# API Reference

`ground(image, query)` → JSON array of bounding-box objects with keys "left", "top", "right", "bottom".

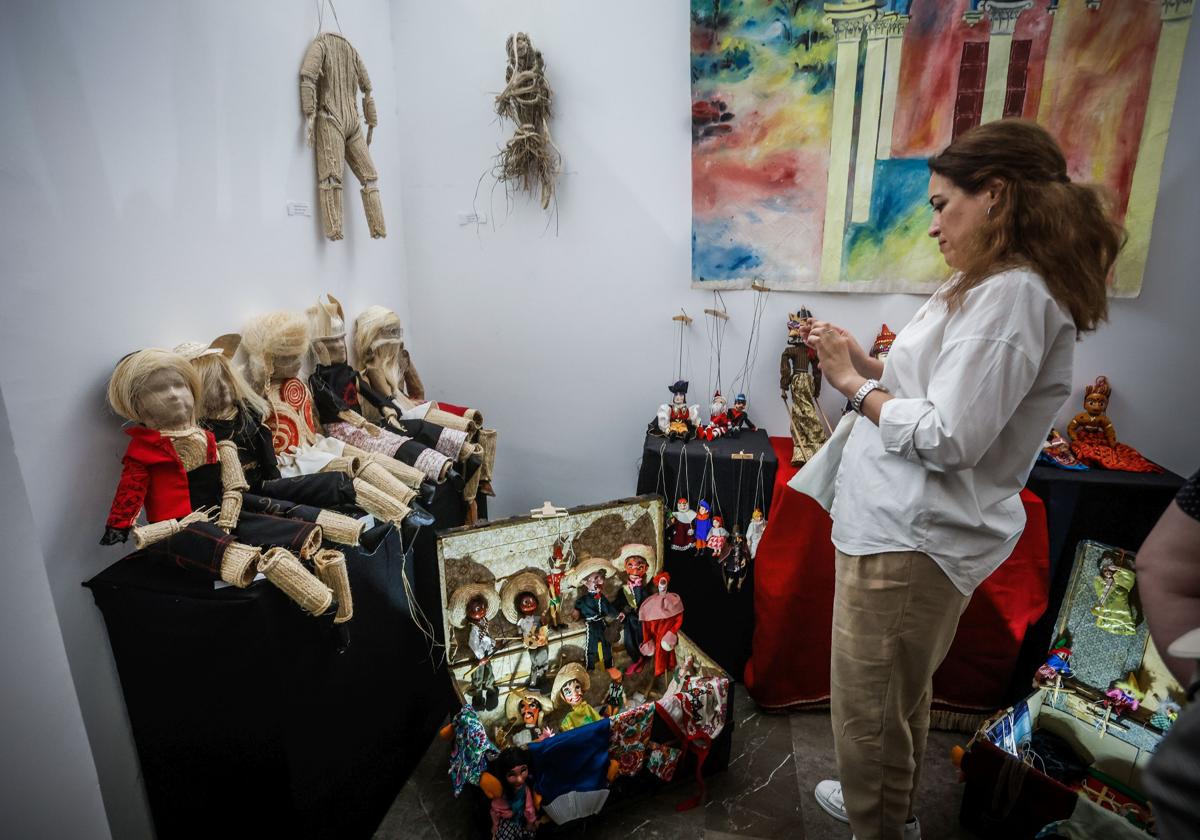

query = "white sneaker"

[
  {"left": 814, "top": 779, "right": 849, "bottom": 823},
  {"left": 849, "top": 817, "right": 923, "bottom": 840}
]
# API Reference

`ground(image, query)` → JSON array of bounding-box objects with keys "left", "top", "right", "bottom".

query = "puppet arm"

[
  {"left": 133, "top": 507, "right": 217, "bottom": 549},
  {"left": 355, "top": 49, "right": 377, "bottom": 146},
  {"left": 299, "top": 37, "right": 325, "bottom": 145},
  {"left": 400, "top": 349, "right": 426, "bottom": 402},
  {"left": 217, "top": 441, "right": 249, "bottom": 531},
  {"left": 102, "top": 456, "right": 151, "bottom": 543}
]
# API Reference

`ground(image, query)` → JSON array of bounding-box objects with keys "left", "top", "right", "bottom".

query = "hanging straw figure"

[{"left": 493, "top": 33, "right": 561, "bottom": 211}]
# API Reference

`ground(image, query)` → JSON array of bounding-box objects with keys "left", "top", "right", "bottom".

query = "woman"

[{"left": 805, "top": 119, "right": 1122, "bottom": 840}]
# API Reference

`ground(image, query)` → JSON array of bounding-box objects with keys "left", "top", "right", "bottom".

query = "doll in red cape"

[
  {"left": 1067, "top": 376, "right": 1161, "bottom": 473},
  {"left": 639, "top": 571, "right": 685, "bottom": 682}
]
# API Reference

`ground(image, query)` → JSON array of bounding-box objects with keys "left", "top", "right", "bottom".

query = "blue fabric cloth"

[{"left": 528, "top": 717, "right": 612, "bottom": 801}]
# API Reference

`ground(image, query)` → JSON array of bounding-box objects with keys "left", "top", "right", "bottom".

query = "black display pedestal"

[
  {"left": 635, "top": 430, "right": 778, "bottom": 681},
  {"left": 1006, "top": 464, "right": 1185, "bottom": 701},
  {"left": 84, "top": 483, "right": 480, "bottom": 839}
]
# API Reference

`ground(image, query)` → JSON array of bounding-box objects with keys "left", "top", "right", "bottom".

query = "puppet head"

[
  {"left": 307, "top": 293, "right": 348, "bottom": 366},
  {"left": 733, "top": 393, "right": 748, "bottom": 412},
  {"left": 710, "top": 391, "right": 727, "bottom": 417},
  {"left": 505, "top": 688, "right": 550, "bottom": 728},
  {"left": 449, "top": 582, "right": 500, "bottom": 628},
  {"left": 550, "top": 543, "right": 567, "bottom": 571},
  {"left": 241, "top": 311, "right": 310, "bottom": 393},
  {"left": 676, "top": 498, "right": 691, "bottom": 513},
  {"left": 697, "top": 499, "right": 711, "bottom": 518},
  {"left": 175, "top": 335, "right": 270, "bottom": 421},
  {"left": 467, "top": 595, "right": 490, "bottom": 623},
  {"left": 751, "top": 507, "right": 764, "bottom": 523},
  {"left": 567, "top": 557, "right": 611, "bottom": 593},
  {"left": 488, "top": 747, "right": 533, "bottom": 796},
  {"left": 653, "top": 571, "right": 671, "bottom": 594},
  {"left": 108, "top": 349, "right": 203, "bottom": 431},
  {"left": 613, "top": 544, "right": 657, "bottom": 586},
  {"left": 516, "top": 591, "right": 540, "bottom": 617},
  {"left": 353, "top": 305, "right": 404, "bottom": 372},
  {"left": 669, "top": 379, "right": 689, "bottom": 406},
  {"left": 624, "top": 556, "right": 648, "bottom": 583},
  {"left": 1083, "top": 376, "right": 1111, "bottom": 415},
  {"left": 787, "top": 308, "right": 813, "bottom": 344},
  {"left": 583, "top": 571, "right": 605, "bottom": 594},
  {"left": 552, "top": 662, "right": 590, "bottom": 710},
  {"left": 712, "top": 515, "right": 725, "bottom": 532},
  {"left": 500, "top": 571, "right": 549, "bottom": 625},
  {"left": 870, "top": 324, "right": 896, "bottom": 359}
]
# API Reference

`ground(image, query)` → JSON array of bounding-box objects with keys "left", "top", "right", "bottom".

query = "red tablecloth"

[{"left": 743, "top": 437, "right": 1050, "bottom": 725}]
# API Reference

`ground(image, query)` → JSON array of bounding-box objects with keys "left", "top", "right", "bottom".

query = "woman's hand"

[{"left": 808, "top": 323, "right": 861, "bottom": 397}]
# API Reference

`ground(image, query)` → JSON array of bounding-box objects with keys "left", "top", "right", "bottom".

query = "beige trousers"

[{"left": 830, "top": 550, "right": 970, "bottom": 840}]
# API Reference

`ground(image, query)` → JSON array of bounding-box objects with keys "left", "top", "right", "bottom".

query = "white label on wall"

[{"left": 287, "top": 201, "right": 312, "bottom": 217}]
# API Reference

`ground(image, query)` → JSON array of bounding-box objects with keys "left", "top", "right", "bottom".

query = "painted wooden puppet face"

[
  {"left": 467, "top": 595, "right": 489, "bottom": 623},
  {"left": 518, "top": 697, "right": 543, "bottom": 727},
  {"left": 560, "top": 678, "right": 584, "bottom": 706},
  {"left": 583, "top": 570, "right": 606, "bottom": 594},
  {"left": 624, "top": 556, "right": 648, "bottom": 582},
  {"left": 516, "top": 592, "right": 540, "bottom": 617}
]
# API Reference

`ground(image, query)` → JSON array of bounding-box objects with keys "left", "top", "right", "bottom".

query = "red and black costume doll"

[
  {"left": 725, "top": 393, "right": 757, "bottom": 436},
  {"left": 639, "top": 572, "right": 685, "bottom": 678}
]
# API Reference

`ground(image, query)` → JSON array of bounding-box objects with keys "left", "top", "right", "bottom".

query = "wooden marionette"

[
  {"left": 600, "top": 670, "right": 626, "bottom": 718},
  {"left": 552, "top": 662, "right": 601, "bottom": 731},
  {"left": 668, "top": 498, "right": 697, "bottom": 552},
  {"left": 745, "top": 507, "right": 766, "bottom": 559},
  {"left": 722, "top": 531, "right": 749, "bottom": 593},
  {"left": 451, "top": 583, "right": 501, "bottom": 711},
  {"left": 698, "top": 391, "right": 730, "bottom": 441},
  {"left": 725, "top": 393, "right": 757, "bottom": 437},
  {"left": 1067, "top": 376, "right": 1162, "bottom": 473},
  {"left": 651, "top": 380, "right": 700, "bottom": 441},
  {"left": 99, "top": 349, "right": 351, "bottom": 630},
  {"left": 780, "top": 308, "right": 828, "bottom": 467},
  {"left": 706, "top": 515, "right": 729, "bottom": 557},
  {"left": 352, "top": 305, "right": 498, "bottom": 497},
  {"left": 692, "top": 499, "right": 713, "bottom": 551},
  {"left": 176, "top": 335, "right": 368, "bottom": 550},
  {"left": 611, "top": 544, "right": 658, "bottom": 676},
  {"left": 1034, "top": 634, "right": 1074, "bottom": 692},
  {"left": 502, "top": 688, "right": 554, "bottom": 748},
  {"left": 1095, "top": 673, "right": 1144, "bottom": 737},
  {"left": 639, "top": 572, "right": 685, "bottom": 681},
  {"left": 240, "top": 310, "right": 435, "bottom": 531},
  {"left": 300, "top": 31, "right": 386, "bottom": 240},
  {"left": 544, "top": 539, "right": 573, "bottom": 629},
  {"left": 568, "top": 558, "right": 624, "bottom": 673},
  {"left": 500, "top": 572, "right": 551, "bottom": 691}
]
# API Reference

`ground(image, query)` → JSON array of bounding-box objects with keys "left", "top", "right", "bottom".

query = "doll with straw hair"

[{"left": 101, "top": 349, "right": 347, "bottom": 626}]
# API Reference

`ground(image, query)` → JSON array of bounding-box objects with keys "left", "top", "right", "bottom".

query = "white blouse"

[{"left": 830, "top": 268, "right": 1076, "bottom": 595}]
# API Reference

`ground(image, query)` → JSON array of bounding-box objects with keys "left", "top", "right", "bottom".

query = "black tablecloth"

[
  {"left": 636, "top": 430, "right": 778, "bottom": 680},
  {"left": 84, "top": 483, "right": 475, "bottom": 839}
]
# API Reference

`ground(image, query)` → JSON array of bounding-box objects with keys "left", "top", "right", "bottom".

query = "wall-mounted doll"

[
  {"left": 611, "top": 544, "right": 658, "bottom": 676},
  {"left": 176, "top": 336, "right": 367, "bottom": 550},
  {"left": 503, "top": 688, "right": 554, "bottom": 748},
  {"left": 722, "top": 531, "right": 748, "bottom": 593},
  {"left": 568, "top": 558, "right": 623, "bottom": 673},
  {"left": 100, "top": 350, "right": 342, "bottom": 624},
  {"left": 240, "top": 311, "right": 433, "bottom": 530},
  {"left": 745, "top": 507, "right": 766, "bottom": 559},
  {"left": 450, "top": 583, "right": 501, "bottom": 710},
  {"left": 501, "top": 572, "right": 551, "bottom": 690},
  {"left": 1091, "top": 557, "right": 1140, "bottom": 636},
  {"left": 725, "top": 393, "right": 757, "bottom": 437},
  {"left": 482, "top": 747, "right": 542, "bottom": 840},
  {"left": 639, "top": 572, "right": 685, "bottom": 681},
  {"left": 668, "top": 498, "right": 696, "bottom": 552},
  {"left": 780, "top": 309, "right": 827, "bottom": 467},
  {"left": 706, "top": 515, "right": 729, "bottom": 557},
  {"left": 699, "top": 391, "right": 730, "bottom": 441},
  {"left": 1038, "top": 428, "right": 1087, "bottom": 471},
  {"left": 1067, "top": 377, "right": 1161, "bottom": 473},
  {"left": 692, "top": 499, "right": 713, "bottom": 550},
  {"left": 552, "top": 662, "right": 601, "bottom": 731},
  {"left": 353, "top": 305, "right": 498, "bottom": 496},
  {"left": 650, "top": 380, "right": 699, "bottom": 441},
  {"left": 545, "top": 542, "right": 569, "bottom": 629}
]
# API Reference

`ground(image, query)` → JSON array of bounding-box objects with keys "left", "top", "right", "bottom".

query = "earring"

[{"left": 987, "top": 205, "right": 993, "bottom": 218}]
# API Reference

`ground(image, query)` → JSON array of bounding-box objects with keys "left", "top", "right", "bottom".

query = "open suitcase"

[
  {"left": 434, "top": 495, "right": 734, "bottom": 834},
  {"left": 959, "top": 540, "right": 1186, "bottom": 838}
]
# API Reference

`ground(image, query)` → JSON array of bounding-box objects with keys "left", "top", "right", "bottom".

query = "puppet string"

[
  {"left": 753, "top": 454, "right": 766, "bottom": 514},
  {"left": 656, "top": 441, "right": 670, "bottom": 507}
]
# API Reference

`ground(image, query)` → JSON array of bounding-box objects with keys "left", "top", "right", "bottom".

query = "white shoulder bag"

[{"left": 786, "top": 412, "right": 856, "bottom": 512}]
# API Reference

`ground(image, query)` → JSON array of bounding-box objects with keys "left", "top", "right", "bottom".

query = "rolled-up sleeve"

[{"left": 879, "top": 337, "right": 1038, "bottom": 472}]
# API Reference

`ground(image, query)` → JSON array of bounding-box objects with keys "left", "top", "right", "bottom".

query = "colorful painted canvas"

[{"left": 691, "top": 0, "right": 1193, "bottom": 296}]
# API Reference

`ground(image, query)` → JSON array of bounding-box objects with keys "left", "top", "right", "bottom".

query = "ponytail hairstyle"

[{"left": 927, "top": 119, "right": 1124, "bottom": 334}]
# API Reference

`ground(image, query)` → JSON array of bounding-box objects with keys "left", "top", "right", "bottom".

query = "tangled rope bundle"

[{"left": 493, "top": 32, "right": 561, "bottom": 211}]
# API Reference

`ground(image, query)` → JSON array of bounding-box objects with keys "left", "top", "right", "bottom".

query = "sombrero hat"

[
  {"left": 173, "top": 334, "right": 241, "bottom": 361},
  {"left": 500, "top": 572, "right": 550, "bottom": 624},
  {"left": 551, "top": 662, "right": 591, "bottom": 709},
  {"left": 611, "top": 543, "right": 659, "bottom": 579},
  {"left": 565, "top": 557, "right": 613, "bottom": 589},
  {"left": 447, "top": 582, "right": 500, "bottom": 628},
  {"left": 504, "top": 686, "right": 552, "bottom": 721}
]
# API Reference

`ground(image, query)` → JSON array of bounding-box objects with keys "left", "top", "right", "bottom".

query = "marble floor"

[{"left": 376, "top": 708, "right": 985, "bottom": 840}]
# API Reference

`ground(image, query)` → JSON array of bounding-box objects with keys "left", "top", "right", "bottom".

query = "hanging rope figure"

[{"left": 492, "top": 33, "right": 561, "bottom": 213}]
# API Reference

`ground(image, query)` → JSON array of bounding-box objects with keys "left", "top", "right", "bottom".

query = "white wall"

[
  {"left": 394, "top": 1, "right": 1200, "bottom": 521},
  {"left": 0, "top": 2, "right": 411, "bottom": 835}
]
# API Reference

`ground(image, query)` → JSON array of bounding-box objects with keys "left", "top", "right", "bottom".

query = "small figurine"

[
  {"left": 503, "top": 688, "right": 553, "bottom": 747},
  {"left": 1034, "top": 635, "right": 1073, "bottom": 693},
  {"left": 1149, "top": 697, "right": 1181, "bottom": 732},
  {"left": 745, "top": 507, "right": 766, "bottom": 559},
  {"left": 725, "top": 393, "right": 757, "bottom": 437},
  {"left": 545, "top": 542, "right": 569, "bottom": 629},
  {"left": 1095, "top": 673, "right": 1144, "bottom": 735},
  {"left": 1067, "top": 377, "right": 1161, "bottom": 473},
  {"left": 722, "top": 531, "right": 749, "bottom": 593},
  {"left": 568, "top": 558, "right": 624, "bottom": 672},
  {"left": 450, "top": 583, "right": 501, "bottom": 711},
  {"left": 870, "top": 324, "right": 896, "bottom": 360},
  {"left": 699, "top": 391, "right": 730, "bottom": 441},
  {"left": 650, "top": 380, "right": 700, "bottom": 441},
  {"left": 483, "top": 747, "right": 541, "bottom": 840},
  {"left": 668, "top": 498, "right": 697, "bottom": 552},
  {"left": 611, "top": 544, "right": 658, "bottom": 675},
  {"left": 553, "top": 662, "right": 602, "bottom": 731},
  {"left": 1038, "top": 427, "right": 1088, "bottom": 471},
  {"left": 780, "top": 308, "right": 827, "bottom": 467},
  {"left": 639, "top": 572, "right": 685, "bottom": 679},
  {"left": 600, "top": 669, "right": 626, "bottom": 717},
  {"left": 692, "top": 499, "right": 713, "bottom": 550},
  {"left": 706, "top": 515, "right": 729, "bottom": 557},
  {"left": 501, "top": 572, "right": 551, "bottom": 690},
  {"left": 1091, "top": 557, "right": 1139, "bottom": 636}
]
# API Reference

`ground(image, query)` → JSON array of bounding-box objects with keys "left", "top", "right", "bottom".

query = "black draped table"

[{"left": 636, "top": 429, "right": 778, "bottom": 680}]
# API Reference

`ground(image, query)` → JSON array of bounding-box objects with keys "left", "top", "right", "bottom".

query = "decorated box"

[
  {"left": 435, "top": 495, "right": 734, "bottom": 828},
  {"left": 959, "top": 540, "right": 1186, "bottom": 838}
]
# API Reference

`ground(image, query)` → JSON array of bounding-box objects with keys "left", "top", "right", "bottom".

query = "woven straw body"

[
  {"left": 314, "top": 549, "right": 353, "bottom": 624},
  {"left": 351, "top": 478, "right": 408, "bottom": 526},
  {"left": 220, "top": 542, "right": 260, "bottom": 588},
  {"left": 425, "top": 407, "right": 476, "bottom": 435},
  {"left": 315, "top": 509, "right": 364, "bottom": 546},
  {"left": 217, "top": 491, "right": 242, "bottom": 531},
  {"left": 133, "top": 518, "right": 181, "bottom": 549},
  {"left": 477, "top": 428, "right": 498, "bottom": 483},
  {"left": 355, "top": 458, "right": 417, "bottom": 505},
  {"left": 217, "top": 440, "right": 250, "bottom": 491},
  {"left": 340, "top": 443, "right": 423, "bottom": 490},
  {"left": 259, "top": 547, "right": 332, "bottom": 616}
]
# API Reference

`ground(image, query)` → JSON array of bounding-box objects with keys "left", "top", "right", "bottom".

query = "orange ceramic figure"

[{"left": 1067, "top": 377, "right": 1161, "bottom": 473}]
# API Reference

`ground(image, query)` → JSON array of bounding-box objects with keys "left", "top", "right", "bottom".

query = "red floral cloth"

[
  {"left": 744, "top": 436, "right": 1050, "bottom": 717},
  {"left": 1070, "top": 429, "right": 1162, "bottom": 473},
  {"left": 608, "top": 703, "right": 655, "bottom": 776}
]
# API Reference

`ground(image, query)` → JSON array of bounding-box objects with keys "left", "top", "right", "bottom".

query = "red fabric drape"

[{"left": 743, "top": 437, "right": 1049, "bottom": 716}]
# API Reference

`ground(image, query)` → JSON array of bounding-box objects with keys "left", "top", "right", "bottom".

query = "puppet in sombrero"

[
  {"left": 503, "top": 687, "right": 553, "bottom": 748},
  {"left": 501, "top": 571, "right": 551, "bottom": 690},
  {"left": 568, "top": 557, "right": 623, "bottom": 673},
  {"left": 610, "top": 544, "right": 659, "bottom": 676},
  {"left": 450, "top": 582, "right": 501, "bottom": 711},
  {"left": 552, "top": 662, "right": 601, "bottom": 732}
]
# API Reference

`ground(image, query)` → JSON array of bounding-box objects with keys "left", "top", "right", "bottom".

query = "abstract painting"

[{"left": 691, "top": 0, "right": 1193, "bottom": 296}]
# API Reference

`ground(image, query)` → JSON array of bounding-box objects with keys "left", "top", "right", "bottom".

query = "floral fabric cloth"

[
  {"left": 448, "top": 705, "right": 497, "bottom": 796},
  {"left": 646, "top": 742, "right": 682, "bottom": 781},
  {"left": 608, "top": 703, "right": 655, "bottom": 776}
]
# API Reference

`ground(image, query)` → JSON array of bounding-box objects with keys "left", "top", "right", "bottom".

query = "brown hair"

[{"left": 927, "top": 119, "right": 1124, "bottom": 333}]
